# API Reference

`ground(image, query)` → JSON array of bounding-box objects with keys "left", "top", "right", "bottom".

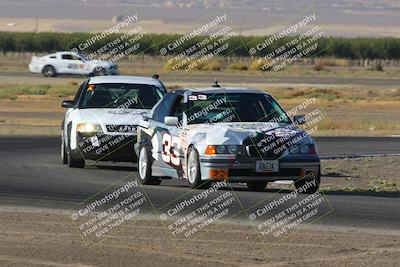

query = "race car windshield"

[
  {"left": 186, "top": 93, "right": 290, "bottom": 124},
  {"left": 79, "top": 83, "right": 163, "bottom": 109}
]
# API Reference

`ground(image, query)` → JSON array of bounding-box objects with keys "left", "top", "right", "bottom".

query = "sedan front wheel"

[{"left": 138, "top": 146, "right": 161, "bottom": 185}]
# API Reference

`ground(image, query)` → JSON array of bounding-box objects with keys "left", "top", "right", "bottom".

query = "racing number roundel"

[{"left": 161, "top": 133, "right": 180, "bottom": 166}]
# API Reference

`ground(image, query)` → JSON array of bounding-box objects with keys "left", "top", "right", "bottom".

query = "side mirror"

[
  {"left": 164, "top": 116, "right": 179, "bottom": 126},
  {"left": 62, "top": 100, "right": 74, "bottom": 108},
  {"left": 293, "top": 115, "right": 306, "bottom": 125}
]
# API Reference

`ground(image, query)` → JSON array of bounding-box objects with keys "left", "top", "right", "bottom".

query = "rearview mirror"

[
  {"left": 293, "top": 115, "right": 306, "bottom": 125},
  {"left": 164, "top": 116, "right": 179, "bottom": 126},
  {"left": 61, "top": 100, "right": 74, "bottom": 108}
]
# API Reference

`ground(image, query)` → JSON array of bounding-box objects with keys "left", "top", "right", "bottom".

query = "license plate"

[
  {"left": 255, "top": 160, "right": 279, "bottom": 173},
  {"left": 89, "top": 136, "right": 100, "bottom": 147}
]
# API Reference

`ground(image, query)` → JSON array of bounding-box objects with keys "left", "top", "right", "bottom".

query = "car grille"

[
  {"left": 106, "top": 124, "right": 137, "bottom": 133},
  {"left": 246, "top": 145, "right": 282, "bottom": 159}
]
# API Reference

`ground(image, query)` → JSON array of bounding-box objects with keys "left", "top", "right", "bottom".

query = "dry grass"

[
  {"left": 315, "top": 57, "right": 350, "bottom": 67},
  {"left": 227, "top": 63, "right": 248, "bottom": 71},
  {"left": 313, "top": 62, "right": 325, "bottom": 71},
  {"left": 286, "top": 88, "right": 343, "bottom": 101},
  {"left": 0, "top": 83, "right": 76, "bottom": 100},
  {"left": 248, "top": 58, "right": 272, "bottom": 71},
  {"left": 164, "top": 58, "right": 223, "bottom": 72}
]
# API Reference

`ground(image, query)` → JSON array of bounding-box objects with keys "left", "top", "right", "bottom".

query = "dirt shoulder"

[
  {"left": 321, "top": 156, "right": 400, "bottom": 194},
  {"left": 0, "top": 208, "right": 399, "bottom": 267}
]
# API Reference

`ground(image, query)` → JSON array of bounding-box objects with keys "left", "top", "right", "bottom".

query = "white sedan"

[
  {"left": 61, "top": 75, "right": 167, "bottom": 168},
  {"left": 29, "top": 51, "right": 118, "bottom": 77}
]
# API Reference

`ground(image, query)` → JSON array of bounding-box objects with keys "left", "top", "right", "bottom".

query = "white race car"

[
  {"left": 61, "top": 75, "right": 167, "bottom": 168},
  {"left": 29, "top": 51, "right": 118, "bottom": 77},
  {"left": 135, "top": 87, "right": 320, "bottom": 192}
]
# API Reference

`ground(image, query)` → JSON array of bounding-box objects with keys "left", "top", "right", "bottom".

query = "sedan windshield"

[
  {"left": 79, "top": 83, "right": 164, "bottom": 109},
  {"left": 186, "top": 93, "right": 290, "bottom": 124}
]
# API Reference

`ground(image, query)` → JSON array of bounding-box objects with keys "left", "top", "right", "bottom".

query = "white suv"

[
  {"left": 29, "top": 51, "right": 118, "bottom": 77},
  {"left": 61, "top": 75, "right": 166, "bottom": 168}
]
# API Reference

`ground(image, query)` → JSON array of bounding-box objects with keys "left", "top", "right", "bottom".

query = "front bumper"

[
  {"left": 107, "top": 65, "right": 119, "bottom": 75},
  {"left": 76, "top": 133, "right": 137, "bottom": 162},
  {"left": 199, "top": 155, "right": 320, "bottom": 182}
]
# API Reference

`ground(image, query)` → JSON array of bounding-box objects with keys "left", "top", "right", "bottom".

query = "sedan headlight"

[
  {"left": 227, "top": 145, "right": 238, "bottom": 154},
  {"left": 216, "top": 146, "right": 226, "bottom": 154},
  {"left": 288, "top": 144, "right": 317, "bottom": 155},
  {"left": 77, "top": 123, "right": 102, "bottom": 133},
  {"left": 205, "top": 145, "right": 239, "bottom": 155}
]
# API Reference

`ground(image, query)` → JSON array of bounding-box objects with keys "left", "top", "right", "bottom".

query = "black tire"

[
  {"left": 246, "top": 181, "right": 268, "bottom": 191},
  {"left": 138, "top": 146, "right": 161, "bottom": 185},
  {"left": 42, "top": 65, "right": 56, "bottom": 77},
  {"left": 294, "top": 169, "right": 321, "bottom": 194},
  {"left": 93, "top": 67, "right": 106, "bottom": 76},
  {"left": 67, "top": 146, "right": 85, "bottom": 168},
  {"left": 187, "top": 148, "right": 210, "bottom": 189},
  {"left": 61, "top": 130, "right": 67, "bottom": 164}
]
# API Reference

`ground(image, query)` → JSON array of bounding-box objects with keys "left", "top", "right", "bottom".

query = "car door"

[
  {"left": 60, "top": 53, "right": 83, "bottom": 75},
  {"left": 149, "top": 92, "right": 185, "bottom": 179}
]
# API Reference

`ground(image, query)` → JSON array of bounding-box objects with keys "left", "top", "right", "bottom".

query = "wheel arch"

[{"left": 42, "top": 64, "right": 57, "bottom": 74}]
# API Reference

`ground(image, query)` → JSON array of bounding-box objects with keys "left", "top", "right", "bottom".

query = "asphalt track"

[{"left": 0, "top": 136, "right": 399, "bottom": 230}]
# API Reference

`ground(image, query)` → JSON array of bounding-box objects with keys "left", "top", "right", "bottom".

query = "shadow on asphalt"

[
  {"left": 80, "top": 164, "right": 400, "bottom": 198},
  {"left": 321, "top": 190, "right": 400, "bottom": 198},
  {"left": 90, "top": 165, "right": 137, "bottom": 172},
  {"left": 147, "top": 183, "right": 400, "bottom": 198}
]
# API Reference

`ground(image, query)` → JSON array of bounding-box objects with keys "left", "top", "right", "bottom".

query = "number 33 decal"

[{"left": 161, "top": 133, "right": 180, "bottom": 166}]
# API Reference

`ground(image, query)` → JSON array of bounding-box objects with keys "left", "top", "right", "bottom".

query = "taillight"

[{"left": 309, "top": 144, "right": 317, "bottom": 155}]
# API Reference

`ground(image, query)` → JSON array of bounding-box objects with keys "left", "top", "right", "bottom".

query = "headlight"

[
  {"left": 227, "top": 145, "right": 238, "bottom": 154},
  {"left": 288, "top": 144, "right": 317, "bottom": 155},
  {"left": 205, "top": 145, "right": 239, "bottom": 155},
  {"left": 216, "top": 146, "right": 226, "bottom": 154},
  {"left": 77, "top": 123, "right": 102, "bottom": 133}
]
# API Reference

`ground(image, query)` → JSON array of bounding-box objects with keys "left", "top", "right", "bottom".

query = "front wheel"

[
  {"left": 187, "top": 148, "right": 210, "bottom": 189},
  {"left": 61, "top": 130, "right": 67, "bottom": 164},
  {"left": 67, "top": 145, "right": 85, "bottom": 168},
  {"left": 294, "top": 169, "right": 321, "bottom": 194},
  {"left": 138, "top": 146, "right": 161, "bottom": 185}
]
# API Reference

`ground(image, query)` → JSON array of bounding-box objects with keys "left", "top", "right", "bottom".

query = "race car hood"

[
  {"left": 76, "top": 108, "right": 150, "bottom": 129},
  {"left": 184, "top": 122, "right": 313, "bottom": 146}
]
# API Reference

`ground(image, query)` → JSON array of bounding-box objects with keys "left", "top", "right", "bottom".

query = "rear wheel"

[
  {"left": 138, "top": 146, "right": 161, "bottom": 185},
  {"left": 246, "top": 181, "right": 268, "bottom": 191},
  {"left": 294, "top": 169, "right": 321, "bottom": 194},
  {"left": 42, "top": 65, "right": 56, "bottom": 77}
]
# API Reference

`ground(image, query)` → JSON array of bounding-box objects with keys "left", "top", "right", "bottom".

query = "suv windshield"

[
  {"left": 186, "top": 93, "right": 290, "bottom": 124},
  {"left": 79, "top": 83, "right": 164, "bottom": 109}
]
